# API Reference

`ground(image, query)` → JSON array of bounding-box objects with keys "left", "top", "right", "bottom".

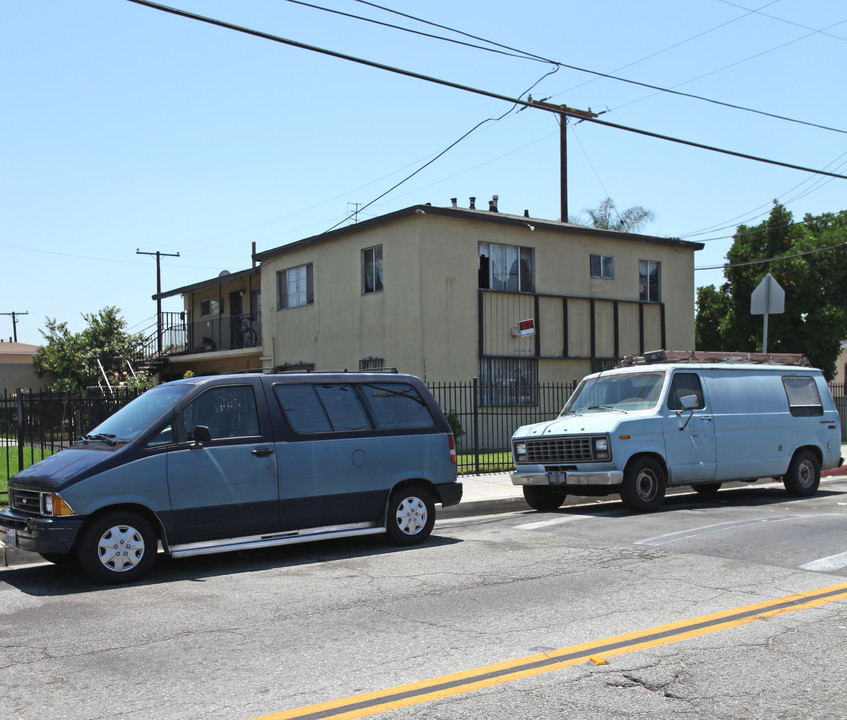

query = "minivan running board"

[{"left": 168, "top": 522, "right": 385, "bottom": 558}]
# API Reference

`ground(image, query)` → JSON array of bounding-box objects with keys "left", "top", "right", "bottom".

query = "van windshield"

[
  {"left": 561, "top": 372, "right": 666, "bottom": 414},
  {"left": 82, "top": 384, "right": 192, "bottom": 442}
]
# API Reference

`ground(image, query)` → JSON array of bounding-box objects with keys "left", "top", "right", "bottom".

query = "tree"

[
  {"left": 695, "top": 202, "right": 847, "bottom": 379},
  {"left": 33, "top": 307, "right": 145, "bottom": 392},
  {"left": 571, "top": 197, "right": 656, "bottom": 233}
]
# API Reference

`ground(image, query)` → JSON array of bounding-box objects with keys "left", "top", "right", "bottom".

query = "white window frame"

[
  {"left": 479, "top": 242, "right": 534, "bottom": 293},
  {"left": 639, "top": 260, "right": 661, "bottom": 302},
  {"left": 590, "top": 254, "right": 614, "bottom": 279},
  {"left": 361, "top": 246, "right": 383, "bottom": 295}
]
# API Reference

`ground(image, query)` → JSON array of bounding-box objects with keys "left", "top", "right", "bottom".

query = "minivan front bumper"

[
  {"left": 0, "top": 507, "right": 84, "bottom": 555},
  {"left": 511, "top": 469, "right": 623, "bottom": 487}
]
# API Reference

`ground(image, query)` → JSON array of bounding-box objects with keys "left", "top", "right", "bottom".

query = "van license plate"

[
  {"left": 4, "top": 528, "right": 16, "bottom": 547},
  {"left": 547, "top": 471, "right": 567, "bottom": 485}
]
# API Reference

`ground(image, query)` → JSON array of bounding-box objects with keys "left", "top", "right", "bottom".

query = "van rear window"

[{"left": 782, "top": 376, "right": 823, "bottom": 417}]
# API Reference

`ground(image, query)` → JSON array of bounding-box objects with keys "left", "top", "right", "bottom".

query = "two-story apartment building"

[{"left": 253, "top": 199, "right": 703, "bottom": 391}]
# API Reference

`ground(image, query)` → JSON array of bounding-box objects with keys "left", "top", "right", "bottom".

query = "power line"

[
  {"left": 317, "top": 0, "right": 847, "bottom": 136},
  {"left": 126, "top": 0, "right": 847, "bottom": 181},
  {"left": 696, "top": 240, "right": 847, "bottom": 271}
]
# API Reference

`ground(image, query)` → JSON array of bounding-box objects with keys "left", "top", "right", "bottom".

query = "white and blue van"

[
  {"left": 1, "top": 371, "right": 461, "bottom": 582},
  {"left": 510, "top": 351, "right": 842, "bottom": 512}
]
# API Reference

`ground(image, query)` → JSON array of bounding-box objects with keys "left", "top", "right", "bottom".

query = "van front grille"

[{"left": 524, "top": 437, "right": 597, "bottom": 464}]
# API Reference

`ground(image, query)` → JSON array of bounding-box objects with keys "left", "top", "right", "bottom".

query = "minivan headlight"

[
  {"left": 593, "top": 437, "right": 611, "bottom": 461},
  {"left": 42, "top": 493, "right": 75, "bottom": 517}
]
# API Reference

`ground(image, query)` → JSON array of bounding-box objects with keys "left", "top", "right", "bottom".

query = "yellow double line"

[{"left": 256, "top": 581, "right": 847, "bottom": 720}]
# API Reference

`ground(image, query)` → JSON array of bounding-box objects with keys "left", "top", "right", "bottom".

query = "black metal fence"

[{"left": 3, "top": 380, "right": 847, "bottom": 503}]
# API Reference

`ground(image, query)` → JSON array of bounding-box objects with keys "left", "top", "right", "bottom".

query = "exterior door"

[
  {"left": 662, "top": 371, "right": 717, "bottom": 483},
  {"left": 166, "top": 382, "right": 278, "bottom": 543}
]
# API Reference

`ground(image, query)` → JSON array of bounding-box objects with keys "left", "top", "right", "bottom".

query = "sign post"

[{"left": 750, "top": 273, "right": 785, "bottom": 353}]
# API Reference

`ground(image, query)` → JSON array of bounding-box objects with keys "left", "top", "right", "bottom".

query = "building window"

[
  {"left": 278, "top": 263, "right": 314, "bottom": 309},
  {"left": 590, "top": 254, "right": 614, "bottom": 279},
  {"left": 200, "top": 299, "right": 221, "bottom": 316},
  {"left": 478, "top": 242, "right": 534, "bottom": 293},
  {"left": 479, "top": 358, "right": 537, "bottom": 407},
  {"left": 362, "top": 246, "right": 383, "bottom": 295},
  {"left": 359, "top": 356, "right": 385, "bottom": 371},
  {"left": 639, "top": 260, "right": 661, "bottom": 302}
]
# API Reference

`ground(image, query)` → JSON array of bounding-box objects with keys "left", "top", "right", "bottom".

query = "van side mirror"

[
  {"left": 193, "top": 425, "right": 212, "bottom": 444},
  {"left": 680, "top": 394, "right": 698, "bottom": 410}
]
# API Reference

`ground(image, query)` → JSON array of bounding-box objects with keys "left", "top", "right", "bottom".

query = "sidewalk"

[{"left": 4, "top": 451, "right": 847, "bottom": 568}]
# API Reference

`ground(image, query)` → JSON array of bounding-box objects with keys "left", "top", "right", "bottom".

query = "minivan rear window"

[
  {"left": 359, "top": 383, "right": 436, "bottom": 430},
  {"left": 782, "top": 375, "right": 823, "bottom": 416}
]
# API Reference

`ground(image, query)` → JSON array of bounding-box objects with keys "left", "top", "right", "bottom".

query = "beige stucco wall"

[{"left": 258, "top": 210, "right": 698, "bottom": 383}]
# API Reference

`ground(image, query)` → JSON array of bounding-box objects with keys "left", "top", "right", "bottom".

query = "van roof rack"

[{"left": 620, "top": 349, "right": 810, "bottom": 367}]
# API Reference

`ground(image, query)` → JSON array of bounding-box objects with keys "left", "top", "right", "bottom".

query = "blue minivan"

[{"left": 0, "top": 371, "right": 462, "bottom": 582}]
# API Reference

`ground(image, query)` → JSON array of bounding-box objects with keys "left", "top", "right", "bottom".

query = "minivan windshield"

[
  {"left": 561, "top": 371, "right": 666, "bottom": 414},
  {"left": 82, "top": 384, "right": 192, "bottom": 442}
]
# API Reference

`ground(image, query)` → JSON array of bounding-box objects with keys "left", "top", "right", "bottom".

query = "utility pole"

[
  {"left": 528, "top": 100, "right": 599, "bottom": 222},
  {"left": 136, "top": 249, "right": 180, "bottom": 354},
  {"left": 1, "top": 311, "right": 28, "bottom": 342}
]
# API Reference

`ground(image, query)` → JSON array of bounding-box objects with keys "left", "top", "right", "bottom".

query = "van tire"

[
  {"left": 523, "top": 486, "right": 567, "bottom": 511},
  {"left": 622, "top": 457, "right": 666, "bottom": 512},
  {"left": 386, "top": 485, "right": 435, "bottom": 546},
  {"left": 783, "top": 451, "right": 820, "bottom": 497},
  {"left": 76, "top": 511, "right": 157, "bottom": 584}
]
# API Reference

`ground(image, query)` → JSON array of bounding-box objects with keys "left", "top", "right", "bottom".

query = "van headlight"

[
  {"left": 593, "top": 437, "right": 611, "bottom": 461},
  {"left": 42, "top": 493, "right": 75, "bottom": 517},
  {"left": 514, "top": 442, "right": 527, "bottom": 460}
]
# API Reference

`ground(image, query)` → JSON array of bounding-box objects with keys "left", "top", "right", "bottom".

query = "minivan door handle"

[{"left": 252, "top": 447, "right": 274, "bottom": 457}]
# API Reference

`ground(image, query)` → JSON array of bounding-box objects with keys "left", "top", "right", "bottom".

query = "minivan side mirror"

[{"left": 193, "top": 425, "right": 212, "bottom": 444}]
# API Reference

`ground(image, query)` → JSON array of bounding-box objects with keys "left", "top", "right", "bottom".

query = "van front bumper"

[
  {"left": 0, "top": 508, "right": 84, "bottom": 556},
  {"left": 511, "top": 469, "right": 623, "bottom": 487}
]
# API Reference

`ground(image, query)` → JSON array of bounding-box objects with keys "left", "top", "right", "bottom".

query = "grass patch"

[
  {"left": 457, "top": 451, "right": 513, "bottom": 475},
  {"left": 1, "top": 447, "right": 54, "bottom": 492}
]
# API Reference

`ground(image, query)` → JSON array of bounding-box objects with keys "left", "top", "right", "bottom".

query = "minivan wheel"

[
  {"left": 783, "top": 450, "right": 820, "bottom": 497},
  {"left": 523, "top": 485, "right": 567, "bottom": 511},
  {"left": 386, "top": 485, "right": 435, "bottom": 546},
  {"left": 77, "top": 511, "right": 157, "bottom": 584},
  {"left": 621, "top": 457, "right": 666, "bottom": 512}
]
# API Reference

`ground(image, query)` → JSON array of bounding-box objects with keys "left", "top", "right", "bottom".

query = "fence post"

[
  {"left": 472, "top": 377, "right": 480, "bottom": 475},
  {"left": 16, "top": 387, "right": 24, "bottom": 473}
]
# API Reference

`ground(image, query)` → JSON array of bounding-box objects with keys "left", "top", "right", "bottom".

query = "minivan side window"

[
  {"left": 275, "top": 383, "right": 373, "bottom": 433},
  {"left": 782, "top": 376, "right": 823, "bottom": 416},
  {"left": 183, "top": 386, "right": 261, "bottom": 440},
  {"left": 667, "top": 372, "right": 705, "bottom": 410},
  {"left": 359, "top": 383, "right": 436, "bottom": 430}
]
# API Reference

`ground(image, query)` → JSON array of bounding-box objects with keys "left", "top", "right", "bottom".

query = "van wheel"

[
  {"left": 523, "top": 486, "right": 567, "bottom": 511},
  {"left": 386, "top": 486, "right": 435, "bottom": 546},
  {"left": 76, "top": 511, "right": 157, "bottom": 584},
  {"left": 783, "top": 451, "right": 820, "bottom": 497},
  {"left": 622, "top": 458, "right": 666, "bottom": 512}
]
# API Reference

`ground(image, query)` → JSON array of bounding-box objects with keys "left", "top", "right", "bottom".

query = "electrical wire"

[
  {"left": 696, "top": 240, "right": 847, "bottom": 271},
  {"left": 125, "top": 0, "right": 847, "bottom": 182}
]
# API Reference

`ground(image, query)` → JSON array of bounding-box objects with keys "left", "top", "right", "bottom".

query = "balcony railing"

[{"left": 139, "top": 312, "right": 262, "bottom": 364}]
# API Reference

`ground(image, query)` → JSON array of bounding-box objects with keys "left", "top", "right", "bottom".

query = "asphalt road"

[{"left": 3, "top": 479, "right": 847, "bottom": 720}]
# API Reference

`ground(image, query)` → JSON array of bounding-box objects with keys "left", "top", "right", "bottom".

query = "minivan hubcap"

[
  {"left": 97, "top": 524, "right": 145, "bottom": 572},
  {"left": 396, "top": 497, "right": 427, "bottom": 536}
]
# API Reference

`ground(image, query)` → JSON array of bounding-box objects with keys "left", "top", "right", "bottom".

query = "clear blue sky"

[{"left": 2, "top": 0, "right": 846, "bottom": 346}]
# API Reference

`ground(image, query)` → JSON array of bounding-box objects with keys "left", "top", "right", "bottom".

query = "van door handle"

[
  {"left": 701, "top": 416, "right": 713, "bottom": 422},
  {"left": 252, "top": 447, "right": 274, "bottom": 457}
]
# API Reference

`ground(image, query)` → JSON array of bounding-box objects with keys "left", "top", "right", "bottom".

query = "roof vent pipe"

[
  {"left": 469, "top": 197, "right": 476, "bottom": 209},
  {"left": 489, "top": 194, "right": 499, "bottom": 212},
  {"left": 524, "top": 210, "right": 529, "bottom": 217},
  {"left": 451, "top": 198, "right": 457, "bottom": 208}
]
